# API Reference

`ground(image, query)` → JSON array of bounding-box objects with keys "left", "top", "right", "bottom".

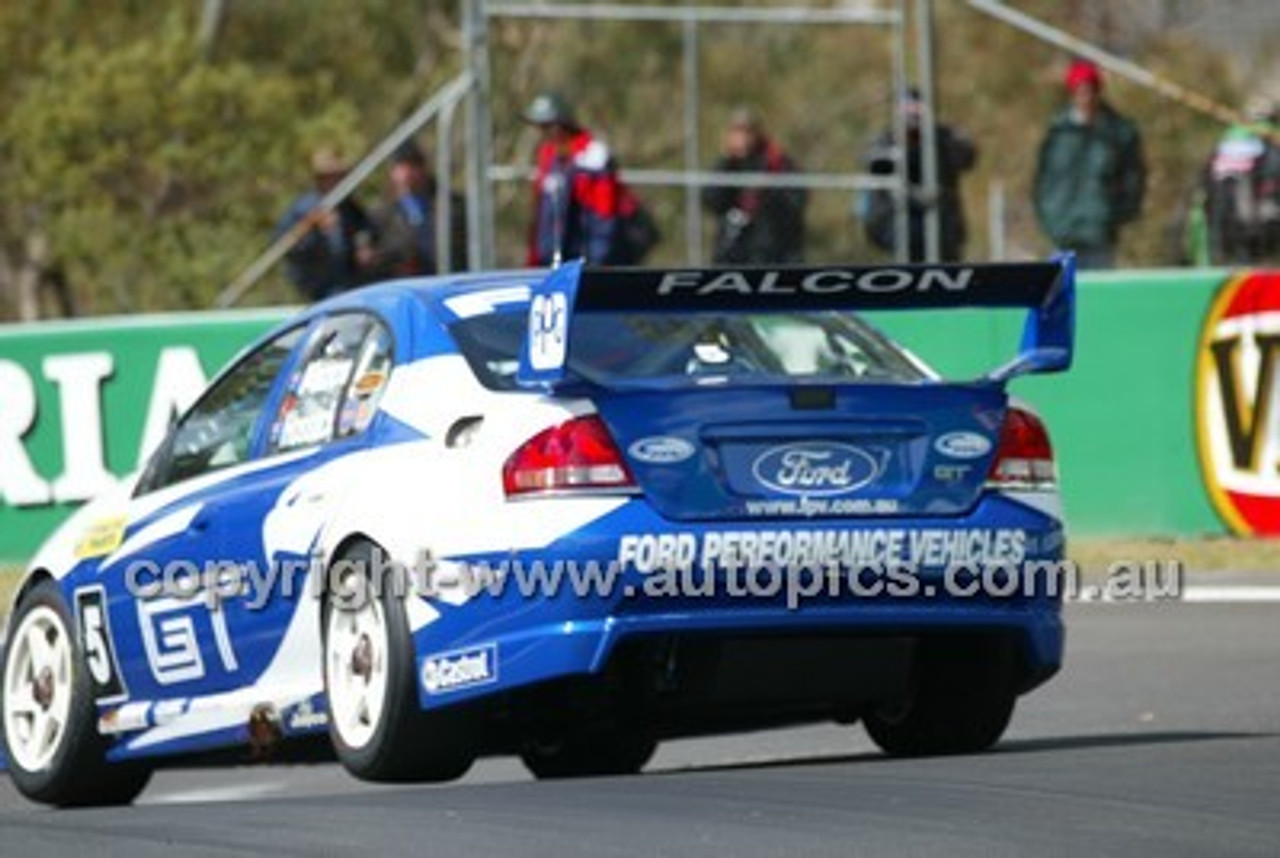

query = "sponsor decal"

[
  {"left": 421, "top": 643, "right": 498, "bottom": 695},
  {"left": 933, "top": 464, "right": 972, "bottom": 483},
  {"left": 752, "top": 442, "right": 880, "bottom": 497},
  {"left": 285, "top": 698, "right": 329, "bottom": 731},
  {"left": 528, "top": 291, "right": 568, "bottom": 371},
  {"left": 656, "top": 268, "right": 974, "bottom": 297},
  {"left": 74, "top": 515, "right": 127, "bottom": 559},
  {"left": 743, "top": 497, "right": 899, "bottom": 517},
  {"left": 352, "top": 370, "right": 387, "bottom": 397},
  {"left": 934, "top": 431, "right": 992, "bottom": 460},
  {"left": 616, "top": 528, "right": 1029, "bottom": 572},
  {"left": 1196, "top": 271, "right": 1280, "bottom": 534},
  {"left": 628, "top": 436, "right": 696, "bottom": 464}
]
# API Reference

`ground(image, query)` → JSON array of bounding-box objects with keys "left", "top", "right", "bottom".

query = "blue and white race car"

[{"left": 2, "top": 258, "right": 1073, "bottom": 805}]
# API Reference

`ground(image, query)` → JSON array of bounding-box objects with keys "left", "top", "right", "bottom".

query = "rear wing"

[{"left": 517, "top": 255, "right": 1075, "bottom": 388}]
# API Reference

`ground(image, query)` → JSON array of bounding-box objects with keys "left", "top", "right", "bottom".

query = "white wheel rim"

[
  {"left": 325, "top": 575, "right": 390, "bottom": 751},
  {"left": 3, "top": 605, "right": 75, "bottom": 773}
]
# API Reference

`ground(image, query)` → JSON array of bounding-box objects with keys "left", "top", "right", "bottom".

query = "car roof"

[{"left": 301, "top": 270, "right": 545, "bottom": 324}]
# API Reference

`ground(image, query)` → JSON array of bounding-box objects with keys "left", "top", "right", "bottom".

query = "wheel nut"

[
  {"left": 33, "top": 667, "right": 54, "bottom": 710},
  {"left": 351, "top": 634, "right": 373, "bottom": 680}
]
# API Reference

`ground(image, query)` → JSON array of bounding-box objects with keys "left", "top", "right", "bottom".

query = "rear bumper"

[{"left": 412, "top": 493, "right": 1065, "bottom": 709}]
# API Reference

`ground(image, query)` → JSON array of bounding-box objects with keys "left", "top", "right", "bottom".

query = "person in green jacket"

[{"left": 1033, "top": 60, "right": 1146, "bottom": 268}]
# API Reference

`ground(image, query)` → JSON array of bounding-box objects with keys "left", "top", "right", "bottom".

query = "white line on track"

[
  {"left": 143, "top": 783, "right": 281, "bottom": 805},
  {"left": 1180, "top": 586, "right": 1280, "bottom": 603},
  {"left": 1069, "top": 586, "right": 1280, "bottom": 605}
]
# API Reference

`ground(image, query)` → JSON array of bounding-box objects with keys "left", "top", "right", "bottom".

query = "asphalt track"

[{"left": 2, "top": 597, "right": 1279, "bottom": 856}]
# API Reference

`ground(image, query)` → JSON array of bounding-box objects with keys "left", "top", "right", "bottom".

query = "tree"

[{"left": 2, "top": 15, "right": 363, "bottom": 314}]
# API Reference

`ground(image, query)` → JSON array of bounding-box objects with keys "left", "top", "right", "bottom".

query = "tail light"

[
  {"left": 503, "top": 415, "right": 636, "bottom": 497},
  {"left": 985, "top": 407, "right": 1056, "bottom": 490}
]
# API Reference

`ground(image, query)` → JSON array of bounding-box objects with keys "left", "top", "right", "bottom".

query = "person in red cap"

[{"left": 1033, "top": 59, "right": 1146, "bottom": 268}]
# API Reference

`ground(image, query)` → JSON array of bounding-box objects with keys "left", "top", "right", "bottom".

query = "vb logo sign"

[{"left": 1197, "top": 271, "right": 1280, "bottom": 534}]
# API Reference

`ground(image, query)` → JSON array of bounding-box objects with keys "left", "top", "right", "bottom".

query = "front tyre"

[
  {"left": 323, "top": 541, "right": 473, "bottom": 783},
  {"left": 863, "top": 636, "right": 1017, "bottom": 757},
  {"left": 1, "top": 579, "right": 150, "bottom": 806}
]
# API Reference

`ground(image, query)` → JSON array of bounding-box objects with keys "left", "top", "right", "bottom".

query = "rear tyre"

[
  {"left": 863, "top": 636, "right": 1016, "bottom": 757},
  {"left": 1, "top": 579, "right": 151, "bottom": 806},
  {"left": 323, "top": 541, "right": 473, "bottom": 783},
  {"left": 521, "top": 727, "right": 657, "bottom": 779}
]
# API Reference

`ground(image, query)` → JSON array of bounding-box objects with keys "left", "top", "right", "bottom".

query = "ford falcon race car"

[{"left": 1, "top": 257, "right": 1073, "bottom": 805}]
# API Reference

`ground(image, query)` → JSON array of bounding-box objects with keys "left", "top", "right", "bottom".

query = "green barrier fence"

[
  {"left": 871, "top": 268, "right": 1227, "bottom": 537},
  {"left": 0, "top": 309, "right": 289, "bottom": 561},
  {"left": 0, "top": 271, "right": 1246, "bottom": 561}
]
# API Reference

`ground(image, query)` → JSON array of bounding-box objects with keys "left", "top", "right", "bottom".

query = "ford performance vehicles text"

[{"left": 2, "top": 258, "right": 1074, "bottom": 805}]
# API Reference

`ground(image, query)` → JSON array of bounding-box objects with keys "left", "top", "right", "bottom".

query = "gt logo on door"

[
  {"left": 137, "top": 593, "right": 240, "bottom": 685},
  {"left": 74, "top": 586, "right": 127, "bottom": 703}
]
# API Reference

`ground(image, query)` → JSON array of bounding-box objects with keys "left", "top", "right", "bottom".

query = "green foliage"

[
  {"left": 0, "top": 1, "right": 1253, "bottom": 319},
  {"left": 3, "top": 13, "right": 366, "bottom": 312}
]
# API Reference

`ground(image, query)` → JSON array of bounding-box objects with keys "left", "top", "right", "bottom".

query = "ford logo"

[
  {"left": 628, "top": 436, "right": 696, "bottom": 464},
  {"left": 752, "top": 442, "right": 880, "bottom": 497},
  {"left": 934, "top": 431, "right": 992, "bottom": 460}
]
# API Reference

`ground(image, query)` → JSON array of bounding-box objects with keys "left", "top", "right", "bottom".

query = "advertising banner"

[{"left": 0, "top": 310, "right": 288, "bottom": 560}]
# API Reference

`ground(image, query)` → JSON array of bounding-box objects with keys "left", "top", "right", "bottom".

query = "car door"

[
  {"left": 178, "top": 311, "right": 396, "bottom": 699},
  {"left": 98, "top": 323, "right": 311, "bottom": 705}
]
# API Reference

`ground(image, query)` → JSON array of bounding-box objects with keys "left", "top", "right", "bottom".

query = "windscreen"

[{"left": 450, "top": 309, "right": 927, "bottom": 391}]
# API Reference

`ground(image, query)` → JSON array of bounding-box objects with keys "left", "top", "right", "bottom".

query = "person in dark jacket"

[
  {"left": 703, "top": 108, "right": 807, "bottom": 264},
  {"left": 371, "top": 141, "right": 467, "bottom": 277},
  {"left": 861, "top": 89, "right": 977, "bottom": 262},
  {"left": 274, "top": 146, "right": 377, "bottom": 301},
  {"left": 524, "top": 92, "right": 620, "bottom": 266},
  {"left": 1033, "top": 60, "right": 1146, "bottom": 268}
]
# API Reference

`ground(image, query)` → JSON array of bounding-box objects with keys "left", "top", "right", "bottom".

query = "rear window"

[{"left": 450, "top": 311, "right": 926, "bottom": 391}]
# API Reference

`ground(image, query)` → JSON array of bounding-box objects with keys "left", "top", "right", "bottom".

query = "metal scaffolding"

[
  {"left": 470, "top": 0, "right": 922, "bottom": 266},
  {"left": 214, "top": 1, "right": 943, "bottom": 307}
]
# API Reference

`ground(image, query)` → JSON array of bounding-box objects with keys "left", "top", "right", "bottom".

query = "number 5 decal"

[{"left": 75, "top": 586, "right": 128, "bottom": 704}]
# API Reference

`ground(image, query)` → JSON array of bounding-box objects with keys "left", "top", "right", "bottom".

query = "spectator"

[
  {"left": 524, "top": 92, "right": 620, "bottom": 266},
  {"left": 275, "top": 146, "right": 377, "bottom": 300},
  {"left": 1197, "top": 97, "right": 1280, "bottom": 265},
  {"left": 1033, "top": 60, "right": 1146, "bottom": 269},
  {"left": 703, "top": 108, "right": 807, "bottom": 264},
  {"left": 372, "top": 141, "right": 467, "bottom": 277},
  {"left": 860, "top": 89, "right": 977, "bottom": 262}
]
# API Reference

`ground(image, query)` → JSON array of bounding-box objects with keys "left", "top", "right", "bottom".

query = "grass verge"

[
  {"left": 1070, "top": 536, "right": 1280, "bottom": 575},
  {"left": 1, "top": 565, "right": 22, "bottom": 617}
]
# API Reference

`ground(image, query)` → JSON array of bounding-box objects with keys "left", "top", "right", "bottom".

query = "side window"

[
  {"left": 267, "top": 313, "right": 393, "bottom": 455},
  {"left": 142, "top": 326, "right": 306, "bottom": 492}
]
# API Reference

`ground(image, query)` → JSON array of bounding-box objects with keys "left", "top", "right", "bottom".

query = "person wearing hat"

[
  {"left": 523, "top": 91, "right": 621, "bottom": 266},
  {"left": 859, "top": 88, "right": 977, "bottom": 262},
  {"left": 1033, "top": 59, "right": 1146, "bottom": 268},
  {"left": 371, "top": 140, "right": 467, "bottom": 277},
  {"left": 702, "top": 107, "right": 806, "bottom": 264},
  {"left": 274, "top": 145, "right": 377, "bottom": 300}
]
